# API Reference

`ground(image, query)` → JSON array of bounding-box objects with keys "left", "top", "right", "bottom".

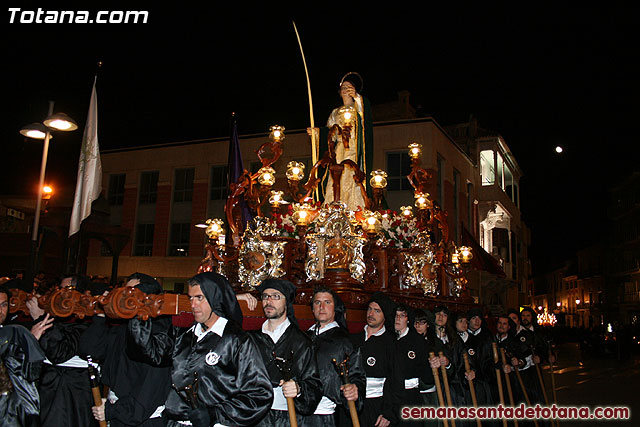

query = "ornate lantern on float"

[
  {"left": 362, "top": 210, "right": 382, "bottom": 234},
  {"left": 286, "top": 161, "right": 305, "bottom": 181},
  {"left": 369, "top": 170, "right": 388, "bottom": 189},
  {"left": 400, "top": 205, "right": 413, "bottom": 217},
  {"left": 257, "top": 167, "right": 276, "bottom": 186},
  {"left": 458, "top": 246, "right": 473, "bottom": 264},
  {"left": 414, "top": 192, "right": 429, "bottom": 210},
  {"left": 268, "top": 191, "right": 286, "bottom": 209},
  {"left": 204, "top": 219, "right": 224, "bottom": 241},
  {"left": 408, "top": 143, "right": 422, "bottom": 159},
  {"left": 269, "top": 125, "right": 285, "bottom": 142},
  {"left": 337, "top": 105, "right": 356, "bottom": 127},
  {"left": 292, "top": 203, "right": 313, "bottom": 227}
]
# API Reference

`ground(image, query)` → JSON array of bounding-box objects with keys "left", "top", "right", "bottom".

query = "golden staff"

[
  {"left": 429, "top": 352, "right": 449, "bottom": 427},
  {"left": 439, "top": 351, "right": 456, "bottom": 427},
  {"left": 491, "top": 343, "right": 508, "bottom": 427},
  {"left": 511, "top": 357, "right": 539, "bottom": 427},
  {"left": 549, "top": 354, "right": 559, "bottom": 427},
  {"left": 500, "top": 348, "right": 518, "bottom": 427},
  {"left": 332, "top": 356, "right": 360, "bottom": 427},
  {"left": 292, "top": 21, "right": 318, "bottom": 201},
  {"left": 462, "top": 352, "right": 482, "bottom": 427},
  {"left": 87, "top": 356, "right": 107, "bottom": 427}
]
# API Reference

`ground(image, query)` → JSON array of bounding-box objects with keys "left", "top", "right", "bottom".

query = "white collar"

[
  {"left": 262, "top": 318, "right": 291, "bottom": 344},
  {"left": 458, "top": 331, "right": 469, "bottom": 342},
  {"left": 308, "top": 321, "right": 339, "bottom": 335},
  {"left": 469, "top": 327, "right": 481, "bottom": 336},
  {"left": 364, "top": 325, "right": 386, "bottom": 341},
  {"left": 524, "top": 324, "right": 534, "bottom": 332},
  {"left": 496, "top": 333, "right": 508, "bottom": 342},
  {"left": 396, "top": 327, "right": 409, "bottom": 340},
  {"left": 194, "top": 317, "right": 228, "bottom": 341}
]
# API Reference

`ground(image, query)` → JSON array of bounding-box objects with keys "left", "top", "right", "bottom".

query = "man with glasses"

[{"left": 249, "top": 279, "right": 322, "bottom": 426}]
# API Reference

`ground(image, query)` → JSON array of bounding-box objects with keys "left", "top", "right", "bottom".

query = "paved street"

[{"left": 540, "top": 342, "right": 638, "bottom": 426}]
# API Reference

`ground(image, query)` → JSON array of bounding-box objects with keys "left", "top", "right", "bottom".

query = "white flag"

[{"left": 69, "top": 78, "right": 102, "bottom": 236}]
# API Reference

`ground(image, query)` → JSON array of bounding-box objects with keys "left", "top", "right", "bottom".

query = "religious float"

[{"left": 9, "top": 109, "right": 477, "bottom": 331}]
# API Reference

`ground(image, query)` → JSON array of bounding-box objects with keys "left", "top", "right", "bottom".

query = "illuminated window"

[{"left": 480, "top": 150, "right": 495, "bottom": 186}]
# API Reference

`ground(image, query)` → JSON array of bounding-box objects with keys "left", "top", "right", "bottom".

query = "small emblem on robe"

[
  {"left": 520, "top": 336, "right": 526, "bottom": 342},
  {"left": 408, "top": 351, "right": 416, "bottom": 359},
  {"left": 206, "top": 351, "right": 220, "bottom": 366},
  {"left": 468, "top": 348, "right": 475, "bottom": 356},
  {"left": 367, "top": 357, "right": 376, "bottom": 366}
]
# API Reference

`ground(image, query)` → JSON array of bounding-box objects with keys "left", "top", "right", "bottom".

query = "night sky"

[{"left": 4, "top": 4, "right": 638, "bottom": 274}]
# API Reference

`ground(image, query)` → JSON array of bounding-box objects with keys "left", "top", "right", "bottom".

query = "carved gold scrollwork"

[
  {"left": 402, "top": 232, "right": 439, "bottom": 295},
  {"left": 238, "top": 218, "right": 288, "bottom": 290},
  {"left": 305, "top": 203, "right": 366, "bottom": 282}
]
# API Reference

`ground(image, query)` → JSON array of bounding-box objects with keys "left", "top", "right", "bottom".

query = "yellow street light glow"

[
  {"left": 43, "top": 112, "right": 78, "bottom": 131},
  {"left": 48, "top": 119, "right": 72, "bottom": 130},
  {"left": 27, "top": 129, "right": 47, "bottom": 139},
  {"left": 43, "top": 186, "right": 53, "bottom": 194},
  {"left": 20, "top": 123, "right": 49, "bottom": 140}
]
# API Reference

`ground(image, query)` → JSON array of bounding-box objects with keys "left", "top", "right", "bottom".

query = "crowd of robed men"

[{"left": 0, "top": 271, "right": 556, "bottom": 427}]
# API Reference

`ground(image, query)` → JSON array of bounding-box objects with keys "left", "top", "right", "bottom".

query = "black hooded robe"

[
  {"left": 308, "top": 324, "right": 366, "bottom": 427},
  {"left": 0, "top": 324, "right": 45, "bottom": 427},
  {"left": 38, "top": 318, "right": 97, "bottom": 427},
  {"left": 128, "top": 273, "right": 273, "bottom": 426},
  {"left": 249, "top": 322, "right": 323, "bottom": 427}
]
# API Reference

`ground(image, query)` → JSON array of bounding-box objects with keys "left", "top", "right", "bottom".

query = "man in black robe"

[
  {"left": 505, "top": 309, "right": 541, "bottom": 407},
  {"left": 0, "top": 286, "right": 46, "bottom": 427},
  {"left": 79, "top": 273, "right": 172, "bottom": 427},
  {"left": 307, "top": 286, "right": 365, "bottom": 426},
  {"left": 466, "top": 307, "right": 498, "bottom": 407},
  {"left": 249, "top": 279, "right": 322, "bottom": 426},
  {"left": 394, "top": 303, "right": 434, "bottom": 425},
  {"left": 36, "top": 274, "right": 97, "bottom": 427},
  {"left": 130, "top": 272, "right": 273, "bottom": 427},
  {"left": 351, "top": 292, "right": 402, "bottom": 427}
]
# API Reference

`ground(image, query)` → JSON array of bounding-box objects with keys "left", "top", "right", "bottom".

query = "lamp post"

[{"left": 20, "top": 101, "right": 78, "bottom": 279}]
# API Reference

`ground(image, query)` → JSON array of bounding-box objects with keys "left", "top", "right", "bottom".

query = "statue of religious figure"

[
  {"left": 325, "top": 228, "right": 352, "bottom": 269},
  {"left": 315, "top": 72, "right": 374, "bottom": 211}
]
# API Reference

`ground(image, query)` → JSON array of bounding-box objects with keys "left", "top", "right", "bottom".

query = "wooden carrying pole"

[
  {"left": 491, "top": 343, "right": 508, "bottom": 427},
  {"left": 549, "top": 359, "right": 559, "bottom": 427},
  {"left": 500, "top": 348, "right": 518, "bottom": 427},
  {"left": 286, "top": 396, "right": 298, "bottom": 427},
  {"left": 430, "top": 352, "right": 449, "bottom": 427},
  {"left": 462, "top": 352, "right": 481, "bottom": 427},
  {"left": 512, "top": 361, "right": 539, "bottom": 427},
  {"left": 439, "top": 351, "right": 456, "bottom": 427},
  {"left": 533, "top": 359, "right": 550, "bottom": 407}
]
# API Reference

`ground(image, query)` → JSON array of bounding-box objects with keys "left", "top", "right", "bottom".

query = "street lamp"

[{"left": 21, "top": 101, "right": 78, "bottom": 278}]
